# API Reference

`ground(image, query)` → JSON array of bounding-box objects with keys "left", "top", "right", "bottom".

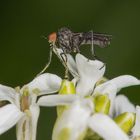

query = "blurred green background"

[{"left": 0, "top": 0, "right": 140, "bottom": 139}]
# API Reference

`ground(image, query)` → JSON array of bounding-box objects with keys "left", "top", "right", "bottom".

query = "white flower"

[
  {"left": 51, "top": 97, "right": 129, "bottom": 140},
  {"left": 38, "top": 52, "right": 140, "bottom": 140},
  {"left": 0, "top": 73, "right": 70, "bottom": 140},
  {"left": 113, "top": 95, "right": 140, "bottom": 140},
  {"left": 53, "top": 48, "right": 105, "bottom": 96},
  {"left": 50, "top": 94, "right": 137, "bottom": 140},
  {"left": 65, "top": 52, "right": 140, "bottom": 115},
  {"left": 54, "top": 48, "right": 140, "bottom": 98},
  {"left": 37, "top": 51, "right": 140, "bottom": 140}
]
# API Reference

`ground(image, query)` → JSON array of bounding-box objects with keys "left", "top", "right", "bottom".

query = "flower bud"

[
  {"left": 94, "top": 94, "right": 110, "bottom": 114},
  {"left": 114, "top": 112, "right": 136, "bottom": 134},
  {"left": 59, "top": 80, "right": 76, "bottom": 95},
  {"left": 57, "top": 80, "right": 76, "bottom": 117}
]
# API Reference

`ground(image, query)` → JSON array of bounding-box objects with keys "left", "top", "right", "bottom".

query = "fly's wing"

[{"left": 80, "top": 31, "right": 112, "bottom": 48}]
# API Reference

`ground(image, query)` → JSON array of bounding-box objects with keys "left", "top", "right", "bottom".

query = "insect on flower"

[
  {"left": 38, "top": 27, "right": 112, "bottom": 76},
  {"left": 49, "top": 27, "right": 112, "bottom": 54}
]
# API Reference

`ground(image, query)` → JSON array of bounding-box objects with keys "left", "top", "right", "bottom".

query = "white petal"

[
  {"left": 0, "top": 104, "right": 23, "bottom": 135},
  {"left": 94, "top": 82, "right": 117, "bottom": 98},
  {"left": 132, "top": 106, "right": 140, "bottom": 137},
  {"left": 88, "top": 114, "right": 129, "bottom": 140},
  {"left": 67, "top": 54, "right": 79, "bottom": 77},
  {"left": 16, "top": 105, "right": 40, "bottom": 140},
  {"left": 17, "top": 115, "right": 29, "bottom": 140},
  {"left": 23, "top": 73, "right": 62, "bottom": 95},
  {"left": 76, "top": 53, "right": 105, "bottom": 96},
  {"left": 95, "top": 75, "right": 140, "bottom": 96},
  {"left": 52, "top": 99, "right": 93, "bottom": 140},
  {"left": 37, "top": 94, "right": 79, "bottom": 106},
  {"left": 30, "top": 104, "right": 40, "bottom": 140},
  {"left": 0, "top": 84, "right": 16, "bottom": 103},
  {"left": 72, "top": 77, "right": 79, "bottom": 86},
  {"left": 107, "top": 75, "right": 140, "bottom": 92},
  {"left": 30, "top": 94, "right": 38, "bottom": 105},
  {"left": 114, "top": 95, "right": 135, "bottom": 117}
]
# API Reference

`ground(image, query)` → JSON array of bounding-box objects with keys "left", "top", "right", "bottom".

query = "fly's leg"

[
  {"left": 91, "top": 30, "right": 95, "bottom": 58},
  {"left": 74, "top": 45, "right": 80, "bottom": 53},
  {"left": 60, "top": 51, "right": 69, "bottom": 79},
  {"left": 53, "top": 45, "right": 70, "bottom": 79},
  {"left": 88, "top": 30, "right": 100, "bottom": 59},
  {"left": 90, "top": 30, "right": 106, "bottom": 70},
  {"left": 91, "top": 30, "right": 99, "bottom": 60},
  {"left": 36, "top": 47, "right": 53, "bottom": 77}
]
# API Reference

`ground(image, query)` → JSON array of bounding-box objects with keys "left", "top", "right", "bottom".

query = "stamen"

[
  {"left": 15, "top": 86, "right": 20, "bottom": 93},
  {"left": 21, "top": 87, "right": 30, "bottom": 111}
]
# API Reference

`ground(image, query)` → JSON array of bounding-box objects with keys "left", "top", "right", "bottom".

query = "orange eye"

[{"left": 48, "top": 32, "right": 57, "bottom": 43}]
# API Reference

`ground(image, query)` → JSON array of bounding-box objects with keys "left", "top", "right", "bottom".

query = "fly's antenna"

[
  {"left": 36, "top": 46, "right": 53, "bottom": 77},
  {"left": 40, "top": 35, "right": 47, "bottom": 40}
]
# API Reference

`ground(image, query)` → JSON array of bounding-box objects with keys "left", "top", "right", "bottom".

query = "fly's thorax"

[{"left": 57, "top": 27, "right": 73, "bottom": 52}]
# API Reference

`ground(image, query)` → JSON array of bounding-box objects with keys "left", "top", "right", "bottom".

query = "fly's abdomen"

[{"left": 81, "top": 31, "right": 112, "bottom": 48}]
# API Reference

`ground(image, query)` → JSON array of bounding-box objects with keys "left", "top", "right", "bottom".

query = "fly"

[
  {"left": 37, "top": 27, "right": 112, "bottom": 77},
  {"left": 49, "top": 27, "right": 112, "bottom": 55}
]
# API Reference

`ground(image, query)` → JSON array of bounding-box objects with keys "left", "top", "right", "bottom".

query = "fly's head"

[{"left": 48, "top": 32, "right": 57, "bottom": 47}]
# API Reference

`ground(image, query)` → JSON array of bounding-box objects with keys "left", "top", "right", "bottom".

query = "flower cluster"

[{"left": 0, "top": 48, "right": 140, "bottom": 140}]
